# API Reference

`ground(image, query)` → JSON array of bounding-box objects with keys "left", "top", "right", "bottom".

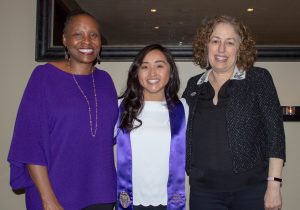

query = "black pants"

[
  {"left": 133, "top": 205, "right": 167, "bottom": 210},
  {"left": 190, "top": 183, "right": 267, "bottom": 210},
  {"left": 81, "top": 203, "right": 115, "bottom": 210}
]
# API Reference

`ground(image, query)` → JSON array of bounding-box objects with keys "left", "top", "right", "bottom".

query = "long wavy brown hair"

[
  {"left": 119, "top": 44, "right": 180, "bottom": 132},
  {"left": 193, "top": 15, "right": 257, "bottom": 71}
]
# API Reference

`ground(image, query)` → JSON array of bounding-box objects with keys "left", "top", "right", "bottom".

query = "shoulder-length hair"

[
  {"left": 119, "top": 44, "right": 180, "bottom": 131},
  {"left": 193, "top": 15, "right": 257, "bottom": 71}
]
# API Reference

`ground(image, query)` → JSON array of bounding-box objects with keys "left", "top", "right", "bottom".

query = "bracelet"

[{"left": 267, "top": 176, "right": 282, "bottom": 183}]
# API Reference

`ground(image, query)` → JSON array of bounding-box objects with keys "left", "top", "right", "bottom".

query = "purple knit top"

[{"left": 7, "top": 63, "right": 118, "bottom": 210}]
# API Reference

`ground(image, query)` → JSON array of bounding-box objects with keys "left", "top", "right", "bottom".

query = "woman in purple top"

[{"left": 7, "top": 10, "right": 118, "bottom": 210}]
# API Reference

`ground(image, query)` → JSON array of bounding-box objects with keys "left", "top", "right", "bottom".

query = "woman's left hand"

[{"left": 264, "top": 181, "right": 282, "bottom": 210}]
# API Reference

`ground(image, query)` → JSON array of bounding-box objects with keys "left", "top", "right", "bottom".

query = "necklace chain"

[{"left": 70, "top": 67, "right": 98, "bottom": 137}]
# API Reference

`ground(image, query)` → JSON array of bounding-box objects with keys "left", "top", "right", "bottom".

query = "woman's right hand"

[{"left": 43, "top": 199, "right": 64, "bottom": 210}]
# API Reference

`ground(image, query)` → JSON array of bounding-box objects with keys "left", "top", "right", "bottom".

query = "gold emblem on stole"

[{"left": 120, "top": 191, "right": 131, "bottom": 208}]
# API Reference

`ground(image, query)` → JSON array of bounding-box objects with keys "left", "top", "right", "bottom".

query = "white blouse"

[{"left": 129, "top": 99, "right": 188, "bottom": 206}]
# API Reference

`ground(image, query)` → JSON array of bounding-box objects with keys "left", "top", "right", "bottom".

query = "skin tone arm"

[
  {"left": 27, "top": 164, "right": 64, "bottom": 210},
  {"left": 264, "top": 157, "right": 284, "bottom": 210}
]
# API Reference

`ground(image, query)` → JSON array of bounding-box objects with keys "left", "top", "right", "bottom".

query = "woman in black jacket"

[{"left": 183, "top": 15, "right": 285, "bottom": 210}]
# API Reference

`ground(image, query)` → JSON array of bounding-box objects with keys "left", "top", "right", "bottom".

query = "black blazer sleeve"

[{"left": 255, "top": 68, "right": 286, "bottom": 161}]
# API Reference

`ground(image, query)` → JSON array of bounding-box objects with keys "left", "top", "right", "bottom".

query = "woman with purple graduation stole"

[{"left": 116, "top": 44, "right": 188, "bottom": 210}]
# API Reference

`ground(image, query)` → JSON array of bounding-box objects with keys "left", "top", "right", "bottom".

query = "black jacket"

[{"left": 183, "top": 67, "right": 286, "bottom": 175}]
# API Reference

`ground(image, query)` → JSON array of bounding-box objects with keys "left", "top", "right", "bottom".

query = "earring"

[
  {"left": 64, "top": 46, "right": 70, "bottom": 60},
  {"left": 97, "top": 53, "right": 101, "bottom": 64}
]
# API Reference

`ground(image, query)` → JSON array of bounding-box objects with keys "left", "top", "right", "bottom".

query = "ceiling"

[{"left": 59, "top": 0, "right": 300, "bottom": 47}]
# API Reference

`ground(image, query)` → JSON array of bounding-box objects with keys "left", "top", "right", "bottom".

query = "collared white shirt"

[{"left": 196, "top": 66, "right": 246, "bottom": 86}]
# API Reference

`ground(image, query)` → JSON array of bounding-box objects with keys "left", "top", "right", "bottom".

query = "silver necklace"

[{"left": 70, "top": 67, "right": 98, "bottom": 137}]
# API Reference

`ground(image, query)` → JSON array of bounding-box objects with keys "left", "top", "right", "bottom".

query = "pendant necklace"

[{"left": 69, "top": 65, "right": 98, "bottom": 137}]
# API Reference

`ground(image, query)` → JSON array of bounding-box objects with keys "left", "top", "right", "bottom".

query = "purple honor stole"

[{"left": 116, "top": 100, "right": 186, "bottom": 210}]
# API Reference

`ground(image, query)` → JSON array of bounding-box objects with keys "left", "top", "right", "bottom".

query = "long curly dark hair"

[
  {"left": 193, "top": 15, "right": 257, "bottom": 71},
  {"left": 119, "top": 44, "right": 180, "bottom": 131}
]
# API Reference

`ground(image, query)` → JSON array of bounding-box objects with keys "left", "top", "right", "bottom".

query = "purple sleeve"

[{"left": 7, "top": 67, "right": 49, "bottom": 190}]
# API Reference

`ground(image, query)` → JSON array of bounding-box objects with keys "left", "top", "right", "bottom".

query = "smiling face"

[
  {"left": 63, "top": 14, "right": 101, "bottom": 66},
  {"left": 138, "top": 49, "right": 171, "bottom": 101},
  {"left": 207, "top": 22, "right": 240, "bottom": 73}
]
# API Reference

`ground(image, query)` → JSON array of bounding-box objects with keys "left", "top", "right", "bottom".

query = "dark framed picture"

[{"left": 36, "top": 0, "right": 300, "bottom": 62}]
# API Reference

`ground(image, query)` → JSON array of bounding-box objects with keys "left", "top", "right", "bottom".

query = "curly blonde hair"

[{"left": 193, "top": 15, "right": 257, "bottom": 71}]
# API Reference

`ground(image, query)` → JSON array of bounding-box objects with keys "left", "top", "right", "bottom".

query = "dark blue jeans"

[{"left": 190, "top": 183, "right": 267, "bottom": 210}]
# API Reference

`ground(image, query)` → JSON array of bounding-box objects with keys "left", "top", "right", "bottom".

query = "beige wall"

[{"left": 1, "top": 0, "right": 299, "bottom": 209}]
